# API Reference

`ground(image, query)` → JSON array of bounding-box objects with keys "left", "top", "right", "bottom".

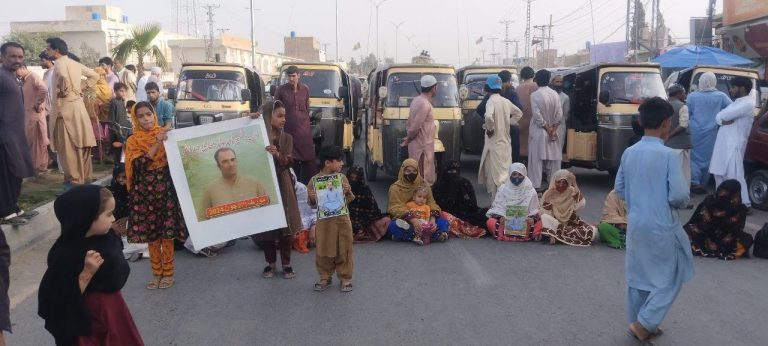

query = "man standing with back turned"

[{"left": 615, "top": 97, "right": 693, "bottom": 343}]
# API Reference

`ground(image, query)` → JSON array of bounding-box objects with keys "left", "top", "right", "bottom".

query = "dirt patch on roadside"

[{"left": 18, "top": 163, "right": 114, "bottom": 211}]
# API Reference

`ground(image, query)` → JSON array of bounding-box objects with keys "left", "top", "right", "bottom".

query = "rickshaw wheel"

[
  {"left": 345, "top": 148, "right": 354, "bottom": 167},
  {"left": 365, "top": 148, "right": 378, "bottom": 182},
  {"left": 353, "top": 120, "right": 362, "bottom": 139}
]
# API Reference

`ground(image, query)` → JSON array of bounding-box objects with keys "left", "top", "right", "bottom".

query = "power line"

[{"left": 202, "top": 3, "right": 220, "bottom": 62}]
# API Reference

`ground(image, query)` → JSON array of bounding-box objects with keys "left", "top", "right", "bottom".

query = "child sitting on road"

[
  {"left": 308, "top": 146, "right": 355, "bottom": 292},
  {"left": 405, "top": 186, "right": 436, "bottom": 245},
  {"left": 597, "top": 189, "right": 628, "bottom": 249}
]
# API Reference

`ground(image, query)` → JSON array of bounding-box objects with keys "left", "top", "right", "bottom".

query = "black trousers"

[
  {"left": 0, "top": 154, "right": 22, "bottom": 218},
  {"left": 510, "top": 125, "right": 521, "bottom": 163},
  {"left": 0, "top": 230, "right": 11, "bottom": 332}
]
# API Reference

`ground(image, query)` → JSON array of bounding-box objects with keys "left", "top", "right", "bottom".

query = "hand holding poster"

[
  {"left": 164, "top": 117, "right": 286, "bottom": 250},
  {"left": 314, "top": 174, "right": 348, "bottom": 219},
  {"left": 504, "top": 205, "right": 528, "bottom": 236}
]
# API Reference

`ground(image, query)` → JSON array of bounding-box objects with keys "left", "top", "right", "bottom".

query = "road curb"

[{"left": 1, "top": 176, "right": 112, "bottom": 254}]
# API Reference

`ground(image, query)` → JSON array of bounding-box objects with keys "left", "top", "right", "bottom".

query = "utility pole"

[
  {"left": 625, "top": 0, "right": 631, "bottom": 58},
  {"left": 250, "top": 0, "right": 257, "bottom": 68},
  {"left": 335, "top": 0, "right": 339, "bottom": 62},
  {"left": 390, "top": 21, "right": 404, "bottom": 63},
  {"left": 650, "top": 0, "right": 657, "bottom": 51},
  {"left": 203, "top": 3, "right": 220, "bottom": 62},
  {"left": 524, "top": 0, "right": 533, "bottom": 63},
  {"left": 370, "top": 0, "right": 390, "bottom": 64},
  {"left": 489, "top": 37, "right": 499, "bottom": 65},
  {"left": 500, "top": 19, "right": 514, "bottom": 64},
  {"left": 533, "top": 20, "right": 553, "bottom": 67}
]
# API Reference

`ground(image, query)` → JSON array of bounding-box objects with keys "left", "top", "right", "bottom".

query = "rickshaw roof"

[
  {"left": 181, "top": 62, "right": 249, "bottom": 69},
  {"left": 373, "top": 63, "right": 456, "bottom": 74},
  {"left": 677, "top": 65, "right": 759, "bottom": 76},
  {"left": 280, "top": 62, "right": 346, "bottom": 70},
  {"left": 457, "top": 65, "right": 518, "bottom": 73},
  {"left": 565, "top": 63, "right": 661, "bottom": 76}
]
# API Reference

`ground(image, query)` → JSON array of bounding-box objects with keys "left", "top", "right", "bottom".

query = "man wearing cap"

[
  {"left": 275, "top": 65, "right": 315, "bottom": 184},
  {"left": 402, "top": 75, "right": 438, "bottom": 185},
  {"left": 476, "top": 70, "right": 523, "bottom": 162},
  {"left": 528, "top": 69, "right": 563, "bottom": 190},
  {"left": 664, "top": 84, "right": 692, "bottom": 196},
  {"left": 478, "top": 75, "right": 522, "bottom": 198}
]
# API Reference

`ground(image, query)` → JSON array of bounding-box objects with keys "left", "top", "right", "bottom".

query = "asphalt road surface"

[{"left": 7, "top": 150, "right": 768, "bottom": 345}]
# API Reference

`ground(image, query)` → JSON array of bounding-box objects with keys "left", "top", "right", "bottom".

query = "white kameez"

[
  {"left": 479, "top": 94, "right": 522, "bottom": 197},
  {"left": 528, "top": 86, "right": 563, "bottom": 188},
  {"left": 557, "top": 91, "right": 570, "bottom": 152},
  {"left": 709, "top": 94, "right": 755, "bottom": 206}
]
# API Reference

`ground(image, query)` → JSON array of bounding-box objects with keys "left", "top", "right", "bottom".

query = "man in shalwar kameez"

[
  {"left": 709, "top": 77, "right": 755, "bottom": 208},
  {"left": 615, "top": 97, "right": 693, "bottom": 342},
  {"left": 478, "top": 75, "right": 522, "bottom": 199},
  {"left": 45, "top": 37, "right": 98, "bottom": 186},
  {"left": 685, "top": 72, "right": 732, "bottom": 194},
  {"left": 528, "top": 69, "right": 563, "bottom": 190},
  {"left": 402, "top": 75, "right": 438, "bottom": 185}
]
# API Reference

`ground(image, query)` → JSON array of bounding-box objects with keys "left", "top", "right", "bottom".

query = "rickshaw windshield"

[
  {"left": 386, "top": 73, "right": 459, "bottom": 107},
  {"left": 178, "top": 70, "right": 246, "bottom": 101},
  {"left": 282, "top": 69, "right": 342, "bottom": 98},
  {"left": 690, "top": 72, "right": 759, "bottom": 104},
  {"left": 600, "top": 72, "right": 665, "bottom": 104},
  {"left": 463, "top": 74, "right": 495, "bottom": 100}
]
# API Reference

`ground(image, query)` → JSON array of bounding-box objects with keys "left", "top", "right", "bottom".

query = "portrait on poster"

[
  {"left": 164, "top": 117, "right": 287, "bottom": 250},
  {"left": 314, "top": 174, "right": 349, "bottom": 219}
]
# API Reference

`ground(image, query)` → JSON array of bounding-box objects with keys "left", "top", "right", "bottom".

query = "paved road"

[{"left": 7, "top": 150, "right": 768, "bottom": 345}]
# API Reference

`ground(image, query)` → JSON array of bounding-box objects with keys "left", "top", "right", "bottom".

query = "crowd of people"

[{"left": 0, "top": 35, "right": 765, "bottom": 345}]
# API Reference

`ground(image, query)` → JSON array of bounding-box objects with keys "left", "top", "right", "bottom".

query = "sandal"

[
  {"left": 18, "top": 210, "right": 39, "bottom": 220},
  {"left": 158, "top": 276, "right": 175, "bottom": 289},
  {"left": 313, "top": 278, "right": 332, "bottom": 291},
  {"left": 340, "top": 282, "right": 353, "bottom": 292},
  {"left": 198, "top": 248, "right": 218, "bottom": 258},
  {"left": 146, "top": 276, "right": 161, "bottom": 290},
  {"left": 0, "top": 216, "right": 27, "bottom": 226},
  {"left": 283, "top": 266, "right": 295, "bottom": 279},
  {"left": 262, "top": 265, "right": 275, "bottom": 278}
]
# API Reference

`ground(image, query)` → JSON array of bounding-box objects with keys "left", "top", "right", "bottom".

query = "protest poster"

[
  {"left": 314, "top": 173, "right": 348, "bottom": 219},
  {"left": 504, "top": 205, "right": 528, "bottom": 236},
  {"left": 164, "top": 117, "right": 286, "bottom": 250}
]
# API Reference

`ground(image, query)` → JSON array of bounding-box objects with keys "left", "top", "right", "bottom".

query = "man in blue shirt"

[
  {"left": 615, "top": 97, "right": 693, "bottom": 342},
  {"left": 145, "top": 81, "right": 173, "bottom": 129}
]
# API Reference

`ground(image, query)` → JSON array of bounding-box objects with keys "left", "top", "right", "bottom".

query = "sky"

[{"left": 1, "top": 0, "right": 723, "bottom": 66}]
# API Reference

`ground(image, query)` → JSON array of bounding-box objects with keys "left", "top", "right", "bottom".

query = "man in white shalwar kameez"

[
  {"left": 528, "top": 69, "right": 563, "bottom": 190},
  {"left": 479, "top": 75, "right": 522, "bottom": 199},
  {"left": 615, "top": 97, "right": 693, "bottom": 342},
  {"left": 551, "top": 74, "right": 570, "bottom": 152},
  {"left": 709, "top": 77, "right": 755, "bottom": 208}
]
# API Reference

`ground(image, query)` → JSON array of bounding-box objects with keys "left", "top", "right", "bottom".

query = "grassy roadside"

[{"left": 18, "top": 162, "right": 114, "bottom": 211}]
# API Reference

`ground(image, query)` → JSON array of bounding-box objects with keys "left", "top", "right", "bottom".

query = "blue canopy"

[{"left": 652, "top": 45, "right": 753, "bottom": 68}]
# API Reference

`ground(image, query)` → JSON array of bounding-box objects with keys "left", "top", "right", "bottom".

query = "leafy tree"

[
  {"left": 112, "top": 23, "right": 167, "bottom": 73},
  {"left": 2, "top": 30, "right": 60, "bottom": 63},
  {"left": 78, "top": 42, "right": 100, "bottom": 67}
]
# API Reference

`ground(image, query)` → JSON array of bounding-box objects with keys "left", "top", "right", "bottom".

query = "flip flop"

[
  {"left": 18, "top": 210, "right": 39, "bottom": 220},
  {"left": 314, "top": 278, "right": 332, "bottom": 291},
  {"left": 158, "top": 276, "right": 174, "bottom": 289},
  {"left": 0, "top": 217, "right": 28, "bottom": 226},
  {"left": 340, "top": 282, "right": 353, "bottom": 293},
  {"left": 146, "top": 276, "right": 161, "bottom": 290}
]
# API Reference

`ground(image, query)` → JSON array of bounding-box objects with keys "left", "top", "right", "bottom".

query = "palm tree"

[{"left": 112, "top": 24, "right": 168, "bottom": 73}]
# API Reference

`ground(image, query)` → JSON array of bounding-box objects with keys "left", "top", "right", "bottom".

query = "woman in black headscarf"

[
  {"left": 431, "top": 160, "right": 488, "bottom": 228},
  {"left": 38, "top": 185, "right": 143, "bottom": 345},
  {"left": 684, "top": 179, "right": 751, "bottom": 260},
  {"left": 346, "top": 166, "right": 390, "bottom": 243}
]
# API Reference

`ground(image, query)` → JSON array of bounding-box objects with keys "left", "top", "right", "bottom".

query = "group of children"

[{"left": 36, "top": 100, "right": 358, "bottom": 344}]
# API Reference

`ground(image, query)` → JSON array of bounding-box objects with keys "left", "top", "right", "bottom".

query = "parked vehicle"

[
  {"left": 746, "top": 108, "right": 768, "bottom": 210},
  {"left": 561, "top": 63, "right": 666, "bottom": 174},
  {"left": 277, "top": 63, "right": 356, "bottom": 164},
  {"left": 364, "top": 64, "right": 461, "bottom": 180},
  {"left": 456, "top": 65, "right": 518, "bottom": 154},
  {"left": 167, "top": 62, "right": 265, "bottom": 128},
  {"left": 666, "top": 65, "right": 762, "bottom": 115}
]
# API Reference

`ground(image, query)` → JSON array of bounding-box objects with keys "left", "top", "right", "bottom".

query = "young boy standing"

[
  {"left": 308, "top": 146, "right": 355, "bottom": 292},
  {"left": 614, "top": 97, "right": 693, "bottom": 342}
]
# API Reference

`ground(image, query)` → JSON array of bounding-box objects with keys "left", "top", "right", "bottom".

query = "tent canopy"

[{"left": 652, "top": 45, "right": 753, "bottom": 68}]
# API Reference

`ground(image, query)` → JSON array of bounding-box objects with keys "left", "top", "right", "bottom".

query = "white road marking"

[{"left": 448, "top": 241, "right": 493, "bottom": 287}]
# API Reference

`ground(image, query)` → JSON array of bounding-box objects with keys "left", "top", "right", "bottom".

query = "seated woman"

[
  {"left": 432, "top": 160, "right": 488, "bottom": 228},
  {"left": 597, "top": 190, "right": 627, "bottom": 249},
  {"left": 684, "top": 179, "right": 751, "bottom": 260},
  {"left": 387, "top": 159, "right": 450, "bottom": 245},
  {"left": 485, "top": 163, "right": 542, "bottom": 242},
  {"left": 540, "top": 170, "right": 597, "bottom": 246},
  {"left": 346, "top": 166, "right": 390, "bottom": 243}
]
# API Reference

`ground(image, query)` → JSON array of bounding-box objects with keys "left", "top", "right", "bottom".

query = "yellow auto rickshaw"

[
  {"left": 456, "top": 65, "right": 518, "bottom": 154},
  {"left": 562, "top": 63, "right": 666, "bottom": 174},
  {"left": 364, "top": 64, "right": 461, "bottom": 180},
  {"left": 168, "top": 62, "right": 266, "bottom": 128},
  {"left": 277, "top": 63, "right": 356, "bottom": 164},
  {"left": 667, "top": 65, "right": 762, "bottom": 116}
]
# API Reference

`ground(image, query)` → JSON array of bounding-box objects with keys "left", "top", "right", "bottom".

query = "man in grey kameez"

[
  {"left": 615, "top": 97, "right": 693, "bottom": 342},
  {"left": 528, "top": 69, "right": 563, "bottom": 190}
]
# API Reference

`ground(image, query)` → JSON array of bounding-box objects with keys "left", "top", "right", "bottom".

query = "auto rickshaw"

[
  {"left": 746, "top": 108, "right": 768, "bottom": 210},
  {"left": 364, "top": 64, "right": 462, "bottom": 180},
  {"left": 667, "top": 65, "right": 762, "bottom": 116},
  {"left": 167, "top": 62, "right": 266, "bottom": 128},
  {"left": 561, "top": 63, "right": 666, "bottom": 174},
  {"left": 456, "top": 65, "right": 518, "bottom": 154},
  {"left": 277, "top": 63, "right": 356, "bottom": 164}
]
